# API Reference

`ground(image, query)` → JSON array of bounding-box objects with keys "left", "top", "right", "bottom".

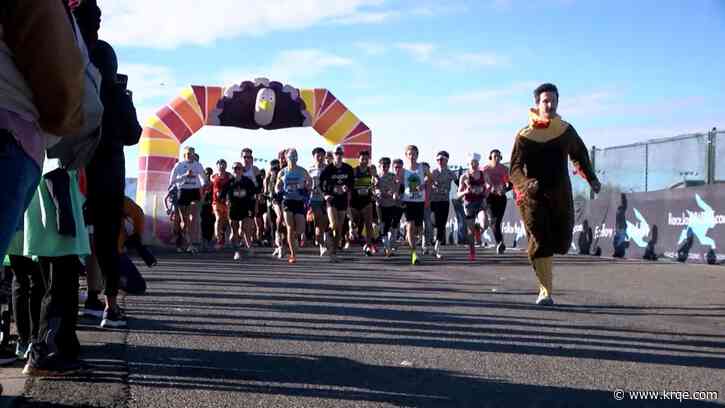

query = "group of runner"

[{"left": 170, "top": 143, "right": 513, "bottom": 266}]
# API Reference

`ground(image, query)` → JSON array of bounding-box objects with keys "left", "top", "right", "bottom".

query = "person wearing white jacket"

[{"left": 169, "top": 146, "right": 207, "bottom": 253}]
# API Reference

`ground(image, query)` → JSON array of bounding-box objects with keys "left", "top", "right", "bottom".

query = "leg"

[
  {"left": 190, "top": 200, "right": 202, "bottom": 247},
  {"left": 0, "top": 134, "right": 40, "bottom": 259},
  {"left": 362, "top": 204, "right": 374, "bottom": 250}
]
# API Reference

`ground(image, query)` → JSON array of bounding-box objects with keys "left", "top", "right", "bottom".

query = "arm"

[
  {"left": 567, "top": 126, "right": 600, "bottom": 193},
  {"left": 4, "top": 0, "right": 84, "bottom": 135},
  {"left": 509, "top": 136, "right": 530, "bottom": 193},
  {"left": 275, "top": 170, "right": 285, "bottom": 194},
  {"left": 456, "top": 174, "right": 469, "bottom": 199}
]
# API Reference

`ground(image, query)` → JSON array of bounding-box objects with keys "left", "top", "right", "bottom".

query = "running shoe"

[
  {"left": 233, "top": 251, "right": 241, "bottom": 260},
  {"left": 186, "top": 245, "right": 198, "bottom": 254},
  {"left": 319, "top": 245, "right": 327, "bottom": 257},
  {"left": 497, "top": 242, "right": 506, "bottom": 255},
  {"left": 411, "top": 250, "right": 419, "bottom": 265},
  {"left": 434, "top": 241, "right": 443, "bottom": 259},
  {"left": 370, "top": 244, "right": 379, "bottom": 254},
  {"left": 468, "top": 246, "right": 476, "bottom": 262},
  {"left": 80, "top": 296, "right": 106, "bottom": 318},
  {"left": 15, "top": 341, "right": 30, "bottom": 360},
  {"left": 536, "top": 295, "right": 554, "bottom": 306},
  {"left": 100, "top": 307, "right": 127, "bottom": 329},
  {"left": 288, "top": 255, "right": 297, "bottom": 264},
  {"left": 363, "top": 245, "right": 373, "bottom": 256}
]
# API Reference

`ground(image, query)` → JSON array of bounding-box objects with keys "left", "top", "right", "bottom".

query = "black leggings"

[
  {"left": 10, "top": 255, "right": 44, "bottom": 345},
  {"left": 486, "top": 194, "right": 507, "bottom": 244},
  {"left": 380, "top": 206, "right": 402, "bottom": 235},
  {"left": 36, "top": 256, "right": 81, "bottom": 359},
  {"left": 430, "top": 201, "right": 450, "bottom": 244}
]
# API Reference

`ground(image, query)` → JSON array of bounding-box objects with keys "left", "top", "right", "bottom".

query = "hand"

[
  {"left": 525, "top": 179, "right": 539, "bottom": 195},
  {"left": 591, "top": 180, "right": 601, "bottom": 194},
  {"left": 325, "top": 195, "right": 333, "bottom": 203}
]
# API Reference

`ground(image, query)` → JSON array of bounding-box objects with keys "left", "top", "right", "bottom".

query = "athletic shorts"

[
  {"left": 329, "top": 195, "right": 348, "bottom": 212},
  {"left": 178, "top": 189, "right": 201, "bottom": 206},
  {"left": 403, "top": 201, "right": 425, "bottom": 227},
  {"left": 464, "top": 199, "right": 485, "bottom": 219},
  {"left": 213, "top": 202, "right": 229, "bottom": 218},
  {"left": 310, "top": 200, "right": 326, "bottom": 213},
  {"left": 230, "top": 202, "right": 254, "bottom": 221},
  {"left": 351, "top": 196, "right": 373, "bottom": 211},
  {"left": 283, "top": 199, "right": 306, "bottom": 216}
]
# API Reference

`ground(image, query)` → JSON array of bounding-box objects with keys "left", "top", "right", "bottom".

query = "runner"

[
  {"left": 275, "top": 148, "right": 311, "bottom": 264},
  {"left": 210, "top": 159, "right": 233, "bottom": 250},
  {"left": 483, "top": 149, "right": 512, "bottom": 254},
  {"left": 510, "top": 83, "right": 600, "bottom": 305},
  {"left": 223, "top": 162, "right": 259, "bottom": 260},
  {"left": 169, "top": 146, "right": 206, "bottom": 254},
  {"left": 430, "top": 151, "right": 457, "bottom": 259},
  {"left": 240, "top": 147, "right": 264, "bottom": 244},
  {"left": 320, "top": 145, "right": 354, "bottom": 263},
  {"left": 458, "top": 153, "right": 487, "bottom": 262},
  {"left": 420, "top": 162, "right": 433, "bottom": 255},
  {"left": 375, "top": 157, "right": 403, "bottom": 257},
  {"left": 401, "top": 145, "right": 430, "bottom": 265},
  {"left": 263, "top": 159, "right": 283, "bottom": 257},
  {"left": 269, "top": 150, "right": 289, "bottom": 259},
  {"left": 309, "top": 147, "right": 330, "bottom": 256},
  {"left": 350, "top": 150, "right": 378, "bottom": 256}
]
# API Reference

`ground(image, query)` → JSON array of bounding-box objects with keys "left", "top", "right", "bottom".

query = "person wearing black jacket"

[
  {"left": 222, "top": 163, "right": 261, "bottom": 260},
  {"left": 74, "top": 0, "right": 142, "bottom": 329}
]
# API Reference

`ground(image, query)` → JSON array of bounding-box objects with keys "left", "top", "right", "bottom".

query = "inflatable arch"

[{"left": 136, "top": 78, "right": 372, "bottom": 243}]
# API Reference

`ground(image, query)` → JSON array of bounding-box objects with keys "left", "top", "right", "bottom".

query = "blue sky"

[{"left": 97, "top": 0, "right": 725, "bottom": 177}]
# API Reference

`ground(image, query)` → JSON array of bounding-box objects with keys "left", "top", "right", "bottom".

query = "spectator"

[
  {"left": 74, "top": 0, "right": 142, "bottom": 329},
  {"left": 0, "top": 0, "right": 84, "bottom": 260}
]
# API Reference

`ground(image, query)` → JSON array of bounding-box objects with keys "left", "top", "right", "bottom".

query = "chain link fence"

[{"left": 588, "top": 127, "right": 721, "bottom": 196}]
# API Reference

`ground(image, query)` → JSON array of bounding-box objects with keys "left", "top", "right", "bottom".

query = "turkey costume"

[{"left": 509, "top": 108, "right": 599, "bottom": 303}]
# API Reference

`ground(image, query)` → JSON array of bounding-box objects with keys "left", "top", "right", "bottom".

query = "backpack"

[{"left": 45, "top": 5, "right": 103, "bottom": 170}]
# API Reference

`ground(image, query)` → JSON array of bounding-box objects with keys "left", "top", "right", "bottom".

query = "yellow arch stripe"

[
  {"left": 300, "top": 89, "right": 316, "bottom": 122},
  {"left": 146, "top": 115, "right": 174, "bottom": 139},
  {"left": 180, "top": 87, "right": 203, "bottom": 119},
  {"left": 138, "top": 137, "right": 180, "bottom": 158},
  {"left": 323, "top": 111, "right": 358, "bottom": 144}
]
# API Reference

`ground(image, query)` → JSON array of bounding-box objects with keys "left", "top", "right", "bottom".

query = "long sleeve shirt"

[{"left": 169, "top": 160, "right": 206, "bottom": 190}]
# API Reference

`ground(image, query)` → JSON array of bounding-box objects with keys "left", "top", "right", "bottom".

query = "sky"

[{"left": 98, "top": 0, "right": 725, "bottom": 178}]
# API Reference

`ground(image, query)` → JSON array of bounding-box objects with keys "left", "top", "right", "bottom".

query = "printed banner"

[{"left": 500, "top": 184, "right": 725, "bottom": 264}]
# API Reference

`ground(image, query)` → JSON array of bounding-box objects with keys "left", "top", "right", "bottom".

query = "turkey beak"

[{"left": 259, "top": 100, "right": 270, "bottom": 111}]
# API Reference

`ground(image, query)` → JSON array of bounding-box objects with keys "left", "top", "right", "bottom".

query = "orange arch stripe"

[
  {"left": 170, "top": 97, "right": 204, "bottom": 135},
  {"left": 313, "top": 100, "right": 346, "bottom": 135}
]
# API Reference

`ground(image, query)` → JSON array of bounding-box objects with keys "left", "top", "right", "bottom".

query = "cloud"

[
  {"left": 395, "top": 42, "right": 437, "bottom": 62},
  {"left": 219, "top": 49, "right": 353, "bottom": 86},
  {"left": 98, "top": 0, "right": 390, "bottom": 49}
]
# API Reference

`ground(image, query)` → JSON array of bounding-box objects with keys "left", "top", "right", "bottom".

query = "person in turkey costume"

[{"left": 509, "top": 83, "right": 601, "bottom": 306}]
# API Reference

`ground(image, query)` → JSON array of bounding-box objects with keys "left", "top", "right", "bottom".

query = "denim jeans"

[{"left": 0, "top": 131, "right": 40, "bottom": 259}]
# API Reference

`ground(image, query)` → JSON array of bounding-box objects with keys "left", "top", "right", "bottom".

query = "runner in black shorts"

[
  {"left": 350, "top": 150, "right": 378, "bottom": 256},
  {"left": 400, "top": 145, "right": 430, "bottom": 265},
  {"left": 223, "top": 162, "right": 259, "bottom": 260},
  {"left": 275, "top": 148, "right": 311, "bottom": 264},
  {"left": 320, "top": 145, "right": 354, "bottom": 262}
]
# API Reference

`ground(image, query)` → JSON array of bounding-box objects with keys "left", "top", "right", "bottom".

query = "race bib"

[
  {"left": 286, "top": 182, "right": 300, "bottom": 191},
  {"left": 471, "top": 185, "right": 484, "bottom": 194},
  {"left": 357, "top": 187, "right": 370, "bottom": 195},
  {"left": 233, "top": 189, "right": 247, "bottom": 198},
  {"left": 333, "top": 185, "right": 346, "bottom": 195}
]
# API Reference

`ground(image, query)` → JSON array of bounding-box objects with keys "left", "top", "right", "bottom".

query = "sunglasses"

[
  {"left": 436, "top": 157, "right": 447, "bottom": 161},
  {"left": 243, "top": 156, "right": 253, "bottom": 159}
]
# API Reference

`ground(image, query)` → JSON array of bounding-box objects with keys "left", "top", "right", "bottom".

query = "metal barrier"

[{"left": 591, "top": 127, "right": 720, "bottom": 194}]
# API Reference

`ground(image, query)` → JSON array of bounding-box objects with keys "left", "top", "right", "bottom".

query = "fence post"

[
  {"left": 707, "top": 127, "right": 716, "bottom": 184},
  {"left": 644, "top": 143, "right": 649, "bottom": 192},
  {"left": 590, "top": 146, "right": 596, "bottom": 199}
]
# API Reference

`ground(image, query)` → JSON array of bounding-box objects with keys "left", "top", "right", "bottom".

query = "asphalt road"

[{"left": 3, "top": 246, "right": 725, "bottom": 407}]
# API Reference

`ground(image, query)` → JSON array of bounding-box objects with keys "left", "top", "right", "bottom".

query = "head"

[
  {"left": 312, "top": 147, "right": 326, "bottom": 164},
  {"left": 379, "top": 157, "right": 391, "bottom": 173},
  {"left": 469, "top": 153, "right": 481, "bottom": 171},
  {"left": 534, "top": 83, "right": 559, "bottom": 120},
  {"left": 241, "top": 148, "right": 253, "bottom": 167},
  {"left": 232, "top": 162, "right": 243, "bottom": 176},
  {"left": 393, "top": 159, "right": 404, "bottom": 175},
  {"left": 325, "top": 151, "right": 334, "bottom": 165},
  {"left": 183, "top": 147, "right": 195, "bottom": 162},
  {"left": 269, "top": 159, "right": 280, "bottom": 173},
  {"left": 436, "top": 151, "right": 449, "bottom": 169},
  {"left": 421, "top": 162, "right": 430, "bottom": 172},
  {"left": 193, "top": 153, "right": 200, "bottom": 163},
  {"left": 333, "top": 145, "right": 345, "bottom": 165},
  {"left": 72, "top": 0, "right": 101, "bottom": 50},
  {"left": 358, "top": 150, "right": 370, "bottom": 167},
  {"left": 215, "top": 159, "right": 227, "bottom": 173},
  {"left": 277, "top": 149, "right": 288, "bottom": 167},
  {"left": 286, "top": 148, "right": 299, "bottom": 165},
  {"left": 405, "top": 145, "right": 419, "bottom": 164},
  {"left": 205, "top": 167, "right": 213, "bottom": 178},
  {"left": 489, "top": 149, "right": 502, "bottom": 165}
]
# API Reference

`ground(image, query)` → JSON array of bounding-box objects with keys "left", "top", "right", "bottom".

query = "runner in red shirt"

[{"left": 210, "top": 159, "right": 233, "bottom": 250}]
